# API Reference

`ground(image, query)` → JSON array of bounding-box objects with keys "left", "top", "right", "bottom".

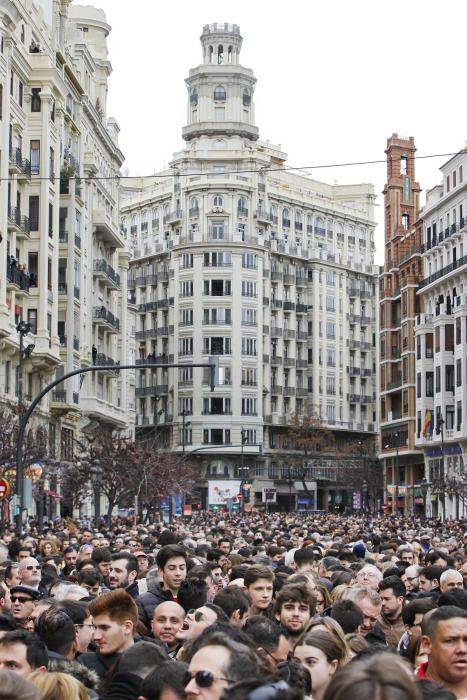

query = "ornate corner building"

[
  {"left": 415, "top": 146, "right": 467, "bottom": 519},
  {"left": 0, "top": 1, "right": 134, "bottom": 515},
  {"left": 122, "top": 23, "right": 379, "bottom": 512}
]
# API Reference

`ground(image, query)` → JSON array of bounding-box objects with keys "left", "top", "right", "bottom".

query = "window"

[
  {"left": 178, "top": 397, "right": 193, "bottom": 415},
  {"left": 457, "top": 358, "right": 462, "bottom": 387},
  {"left": 242, "top": 398, "right": 257, "bottom": 415},
  {"left": 213, "top": 85, "right": 226, "bottom": 100},
  {"left": 214, "top": 107, "right": 225, "bottom": 121},
  {"left": 445, "top": 324, "right": 454, "bottom": 351},
  {"left": 446, "top": 365, "right": 455, "bottom": 392},
  {"left": 61, "top": 428, "right": 74, "bottom": 460},
  {"left": 30, "top": 140, "right": 40, "bottom": 175},
  {"left": 179, "top": 337, "right": 193, "bottom": 356},
  {"left": 31, "top": 88, "right": 41, "bottom": 112},
  {"left": 203, "top": 337, "right": 231, "bottom": 355},
  {"left": 179, "top": 308, "right": 193, "bottom": 326},
  {"left": 242, "top": 308, "right": 256, "bottom": 326},
  {"left": 179, "top": 281, "right": 193, "bottom": 297},
  {"left": 18, "top": 80, "right": 23, "bottom": 106},
  {"left": 426, "top": 372, "right": 434, "bottom": 397},
  {"left": 204, "top": 279, "right": 231, "bottom": 296},
  {"left": 326, "top": 376, "right": 335, "bottom": 395},
  {"left": 180, "top": 253, "right": 193, "bottom": 269},
  {"left": 242, "top": 367, "right": 257, "bottom": 385},
  {"left": 213, "top": 195, "right": 223, "bottom": 207},
  {"left": 241, "top": 337, "right": 257, "bottom": 356},
  {"left": 29, "top": 196, "right": 39, "bottom": 230},
  {"left": 242, "top": 280, "right": 257, "bottom": 297},
  {"left": 242, "top": 252, "right": 256, "bottom": 269},
  {"left": 27, "top": 309, "right": 37, "bottom": 334},
  {"left": 204, "top": 251, "right": 231, "bottom": 267},
  {"left": 204, "top": 308, "right": 231, "bottom": 325},
  {"left": 435, "top": 366, "right": 440, "bottom": 393}
]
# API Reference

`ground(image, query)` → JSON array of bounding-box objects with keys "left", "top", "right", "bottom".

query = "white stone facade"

[
  {"left": 0, "top": 1, "right": 134, "bottom": 515},
  {"left": 122, "top": 24, "right": 379, "bottom": 511},
  {"left": 415, "top": 147, "right": 467, "bottom": 519}
]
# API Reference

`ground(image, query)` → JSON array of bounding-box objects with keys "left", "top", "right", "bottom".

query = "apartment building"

[
  {"left": 122, "top": 23, "right": 379, "bottom": 511},
  {"left": 0, "top": 0, "right": 134, "bottom": 515},
  {"left": 379, "top": 134, "right": 425, "bottom": 515},
  {"left": 415, "top": 145, "right": 467, "bottom": 519}
]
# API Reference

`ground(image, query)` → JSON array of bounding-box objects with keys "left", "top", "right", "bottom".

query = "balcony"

[
  {"left": 93, "top": 208, "right": 124, "bottom": 248},
  {"left": 420, "top": 253, "right": 467, "bottom": 289},
  {"left": 284, "top": 329, "right": 296, "bottom": 339},
  {"left": 7, "top": 205, "right": 30, "bottom": 238},
  {"left": 6, "top": 267, "right": 30, "bottom": 292},
  {"left": 297, "top": 359, "right": 308, "bottom": 368},
  {"left": 271, "top": 271, "right": 283, "bottom": 282},
  {"left": 271, "top": 385, "right": 283, "bottom": 394},
  {"left": 93, "top": 260, "right": 121, "bottom": 288},
  {"left": 271, "top": 356, "right": 283, "bottom": 365},
  {"left": 9, "top": 147, "right": 31, "bottom": 179},
  {"left": 92, "top": 306, "right": 120, "bottom": 333},
  {"left": 296, "top": 303, "right": 308, "bottom": 313},
  {"left": 59, "top": 230, "right": 68, "bottom": 245},
  {"left": 387, "top": 377, "right": 402, "bottom": 391},
  {"left": 163, "top": 209, "right": 183, "bottom": 224},
  {"left": 284, "top": 358, "right": 296, "bottom": 368},
  {"left": 283, "top": 301, "right": 296, "bottom": 312},
  {"left": 271, "top": 327, "right": 282, "bottom": 338}
]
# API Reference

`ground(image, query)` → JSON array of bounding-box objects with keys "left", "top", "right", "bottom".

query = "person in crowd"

[
  {"left": 418, "top": 566, "right": 445, "bottom": 599},
  {"left": 244, "top": 565, "right": 274, "bottom": 616},
  {"left": 78, "top": 588, "right": 137, "bottom": 679},
  {"left": 140, "top": 660, "right": 188, "bottom": 700},
  {"left": 10, "top": 586, "right": 41, "bottom": 629},
  {"left": 17, "top": 558, "right": 42, "bottom": 592},
  {"left": 28, "top": 671, "right": 89, "bottom": 700},
  {"left": 151, "top": 601, "right": 185, "bottom": 656},
  {"left": 109, "top": 552, "right": 140, "bottom": 598},
  {"left": 36, "top": 605, "right": 76, "bottom": 660},
  {"left": 353, "top": 564, "right": 383, "bottom": 590},
  {"left": 0, "top": 630, "right": 48, "bottom": 676},
  {"left": 0, "top": 670, "right": 39, "bottom": 700},
  {"left": 213, "top": 586, "right": 250, "bottom": 628},
  {"left": 418, "top": 605, "right": 467, "bottom": 698},
  {"left": 330, "top": 599, "right": 364, "bottom": 634},
  {"left": 91, "top": 547, "right": 112, "bottom": 586},
  {"left": 294, "top": 629, "right": 347, "bottom": 700},
  {"left": 439, "top": 570, "right": 464, "bottom": 593},
  {"left": 243, "top": 616, "right": 292, "bottom": 670},
  {"left": 61, "top": 547, "right": 78, "bottom": 577},
  {"left": 342, "top": 586, "right": 386, "bottom": 645},
  {"left": 377, "top": 575, "right": 406, "bottom": 650},
  {"left": 136, "top": 545, "right": 188, "bottom": 631},
  {"left": 274, "top": 583, "right": 315, "bottom": 640},
  {"left": 403, "top": 564, "right": 422, "bottom": 597}
]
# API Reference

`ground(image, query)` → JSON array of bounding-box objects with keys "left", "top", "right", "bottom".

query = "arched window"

[
  {"left": 228, "top": 46, "right": 233, "bottom": 63},
  {"left": 209, "top": 46, "right": 213, "bottom": 63},
  {"left": 213, "top": 139, "right": 225, "bottom": 149},
  {"left": 238, "top": 196, "right": 247, "bottom": 211},
  {"left": 213, "top": 195, "right": 223, "bottom": 207},
  {"left": 282, "top": 208, "right": 290, "bottom": 227},
  {"left": 307, "top": 213, "right": 313, "bottom": 233},
  {"left": 270, "top": 204, "right": 277, "bottom": 220},
  {"left": 190, "top": 89, "right": 198, "bottom": 106},
  {"left": 243, "top": 90, "right": 251, "bottom": 106},
  {"left": 315, "top": 217, "right": 324, "bottom": 234},
  {"left": 348, "top": 225, "right": 355, "bottom": 239},
  {"left": 217, "top": 45, "right": 224, "bottom": 64},
  {"left": 213, "top": 85, "right": 226, "bottom": 101},
  {"left": 295, "top": 211, "right": 302, "bottom": 223},
  {"left": 152, "top": 208, "right": 159, "bottom": 226},
  {"left": 190, "top": 197, "right": 199, "bottom": 211}
]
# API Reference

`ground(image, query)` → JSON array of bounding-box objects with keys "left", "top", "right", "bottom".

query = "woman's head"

[
  {"left": 314, "top": 583, "right": 332, "bottom": 614},
  {"left": 28, "top": 671, "right": 88, "bottom": 700},
  {"left": 294, "top": 630, "right": 346, "bottom": 697}
]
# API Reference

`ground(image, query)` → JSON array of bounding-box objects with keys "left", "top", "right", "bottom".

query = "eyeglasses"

[
  {"left": 11, "top": 596, "right": 33, "bottom": 603},
  {"left": 405, "top": 576, "right": 419, "bottom": 582},
  {"left": 184, "top": 671, "right": 232, "bottom": 688},
  {"left": 26, "top": 566, "right": 41, "bottom": 571},
  {"left": 187, "top": 609, "right": 205, "bottom": 622}
]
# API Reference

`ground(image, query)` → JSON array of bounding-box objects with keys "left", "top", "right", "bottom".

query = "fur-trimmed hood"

[{"left": 48, "top": 658, "right": 100, "bottom": 694}]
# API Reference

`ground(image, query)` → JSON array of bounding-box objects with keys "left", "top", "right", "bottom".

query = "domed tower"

[{"left": 182, "top": 23, "right": 259, "bottom": 146}]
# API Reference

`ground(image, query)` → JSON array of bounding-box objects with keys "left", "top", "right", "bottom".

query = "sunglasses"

[
  {"left": 187, "top": 609, "right": 205, "bottom": 622},
  {"left": 11, "top": 596, "right": 33, "bottom": 603},
  {"left": 184, "top": 671, "right": 232, "bottom": 688}
]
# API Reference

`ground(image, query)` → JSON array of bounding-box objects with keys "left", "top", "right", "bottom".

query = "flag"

[{"left": 423, "top": 409, "right": 432, "bottom": 437}]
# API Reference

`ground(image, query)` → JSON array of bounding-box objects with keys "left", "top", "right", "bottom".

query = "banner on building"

[{"left": 208, "top": 480, "right": 241, "bottom": 506}]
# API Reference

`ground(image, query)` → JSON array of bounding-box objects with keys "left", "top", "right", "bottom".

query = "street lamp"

[
  {"left": 420, "top": 477, "right": 429, "bottom": 517},
  {"left": 181, "top": 410, "right": 191, "bottom": 455},
  {"left": 436, "top": 414, "right": 445, "bottom": 520},
  {"left": 384, "top": 434, "right": 399, "bottom": 515},
  {"left": 90, "top": 458, "right": 103, "bottom": 524}
]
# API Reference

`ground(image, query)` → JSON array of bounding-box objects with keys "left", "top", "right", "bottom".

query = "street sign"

[
  {"left": 262, "top": 488, "right": 277, "bottom": 503},
  {"left": 0, "top": 479, "right": 10, "bottom": 501}
]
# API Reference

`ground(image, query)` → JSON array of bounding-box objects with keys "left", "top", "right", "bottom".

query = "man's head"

[
  {"left": 151, "top": 601, "right": 185, "bottom": 651},
  {"left": 92, "top": 547, "right": 112, "bottom": 579},
  {"left": 378, "top": 576, "right": 406, "bottom": 621},
  {"left": 403, "top": 565, "right": 421, "bottom": 593},
  {"left": 185, "top": 630, "right": 265, "bottom": 700},
  {"left": 274, "top": 584, "right": 315, "bottom": 638},
  {"left": 421, "top": 606, "right": 467, "bottom": 688},
  {"left": 244, "top": 565, "right": 274, "bottom": 613},
  {"left": 10, "top": 587, "right": 41, "bottom": 626},
  {"left": 18, "top": 558, "right": 41, "bottom": 589},
  {"left": 397, "top": 546, "right": 416, "bottom": 565},
  {"left": 330, "top": 599, "right": 364, "bottom": 634},
  {"left": 141, "top": 659, "right": 187, "bottom": 700},
  {"left": 354, "top": 564, "right": 383, "bottom": 590},
  {"left": 440, "top": 569, "right": 464, "bottom": 593},
  {"left": 243, "top": 616, "right": 292, "bottom": 670},
  {"left": 109, "top": 553, "right": 139, "bottom": 590},
  {"left": 213, "top": 587, "right": 250, "bottom": 628},
  {"left": 217, "top": 539, "right": 231, "bottom": 556},
  {"left": 343, "top": 587, "right": 382, "bottom": 636},
  {"left": 89, "top": 589, "right": 137, "bottom": 655},
  {"left": 156, "top": 545, "right": 188, "bottom": 595},
  {"left": 36, "top": 607, "right": 75, "bottom": 658},
  {"left": 293, "top": 548, "right": 317, "bottom": 572},
  {"left": 177, "top": 604, "right": 227, "bottom": 643},
  {"left": 419, "top": 566, "right": 445, "bottom": 593},
  {"left": 63, "top": 547, "right": 78, "bottom": 571},
  {"left": 0, "top": 630, "right": 48, "bottom": 676},
  {"left": 402, "top": 598, "right": 435, "bottom": 638}
]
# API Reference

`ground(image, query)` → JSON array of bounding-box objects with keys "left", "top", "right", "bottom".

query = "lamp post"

[
  {"left": 436, "top": 415, "right": 445, "bottom": 520},
  {"left": 90, "top": 458, "right": 103, "bottom": 524},
  {"left": 14, "top": 321, "right": 34, "bottom": 533},
  {"left": 181, "top": 410, "right": 191, "bottom": 455},
  {"left": 394, "top": 433, "right": 399, "bottom": 516},
  {"left": 420, "top": 477, "right": 428, "bottom": 517}
]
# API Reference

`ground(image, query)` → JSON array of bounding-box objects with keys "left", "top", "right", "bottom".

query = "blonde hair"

[
  {"left": 28, "top": 671, "right": 88, "bottom": 700},
  {"left": 330, "top": 583, "right": 351, "bottom": 603}
]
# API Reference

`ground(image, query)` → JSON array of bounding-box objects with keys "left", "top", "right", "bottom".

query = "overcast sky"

[{"left": 84, "top": 0, "right": 467, "bottom": 263}]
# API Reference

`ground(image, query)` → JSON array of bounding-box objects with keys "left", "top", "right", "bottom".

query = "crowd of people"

[{"left": 0, "top": 512, "right": 465, "bottom": 700}]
